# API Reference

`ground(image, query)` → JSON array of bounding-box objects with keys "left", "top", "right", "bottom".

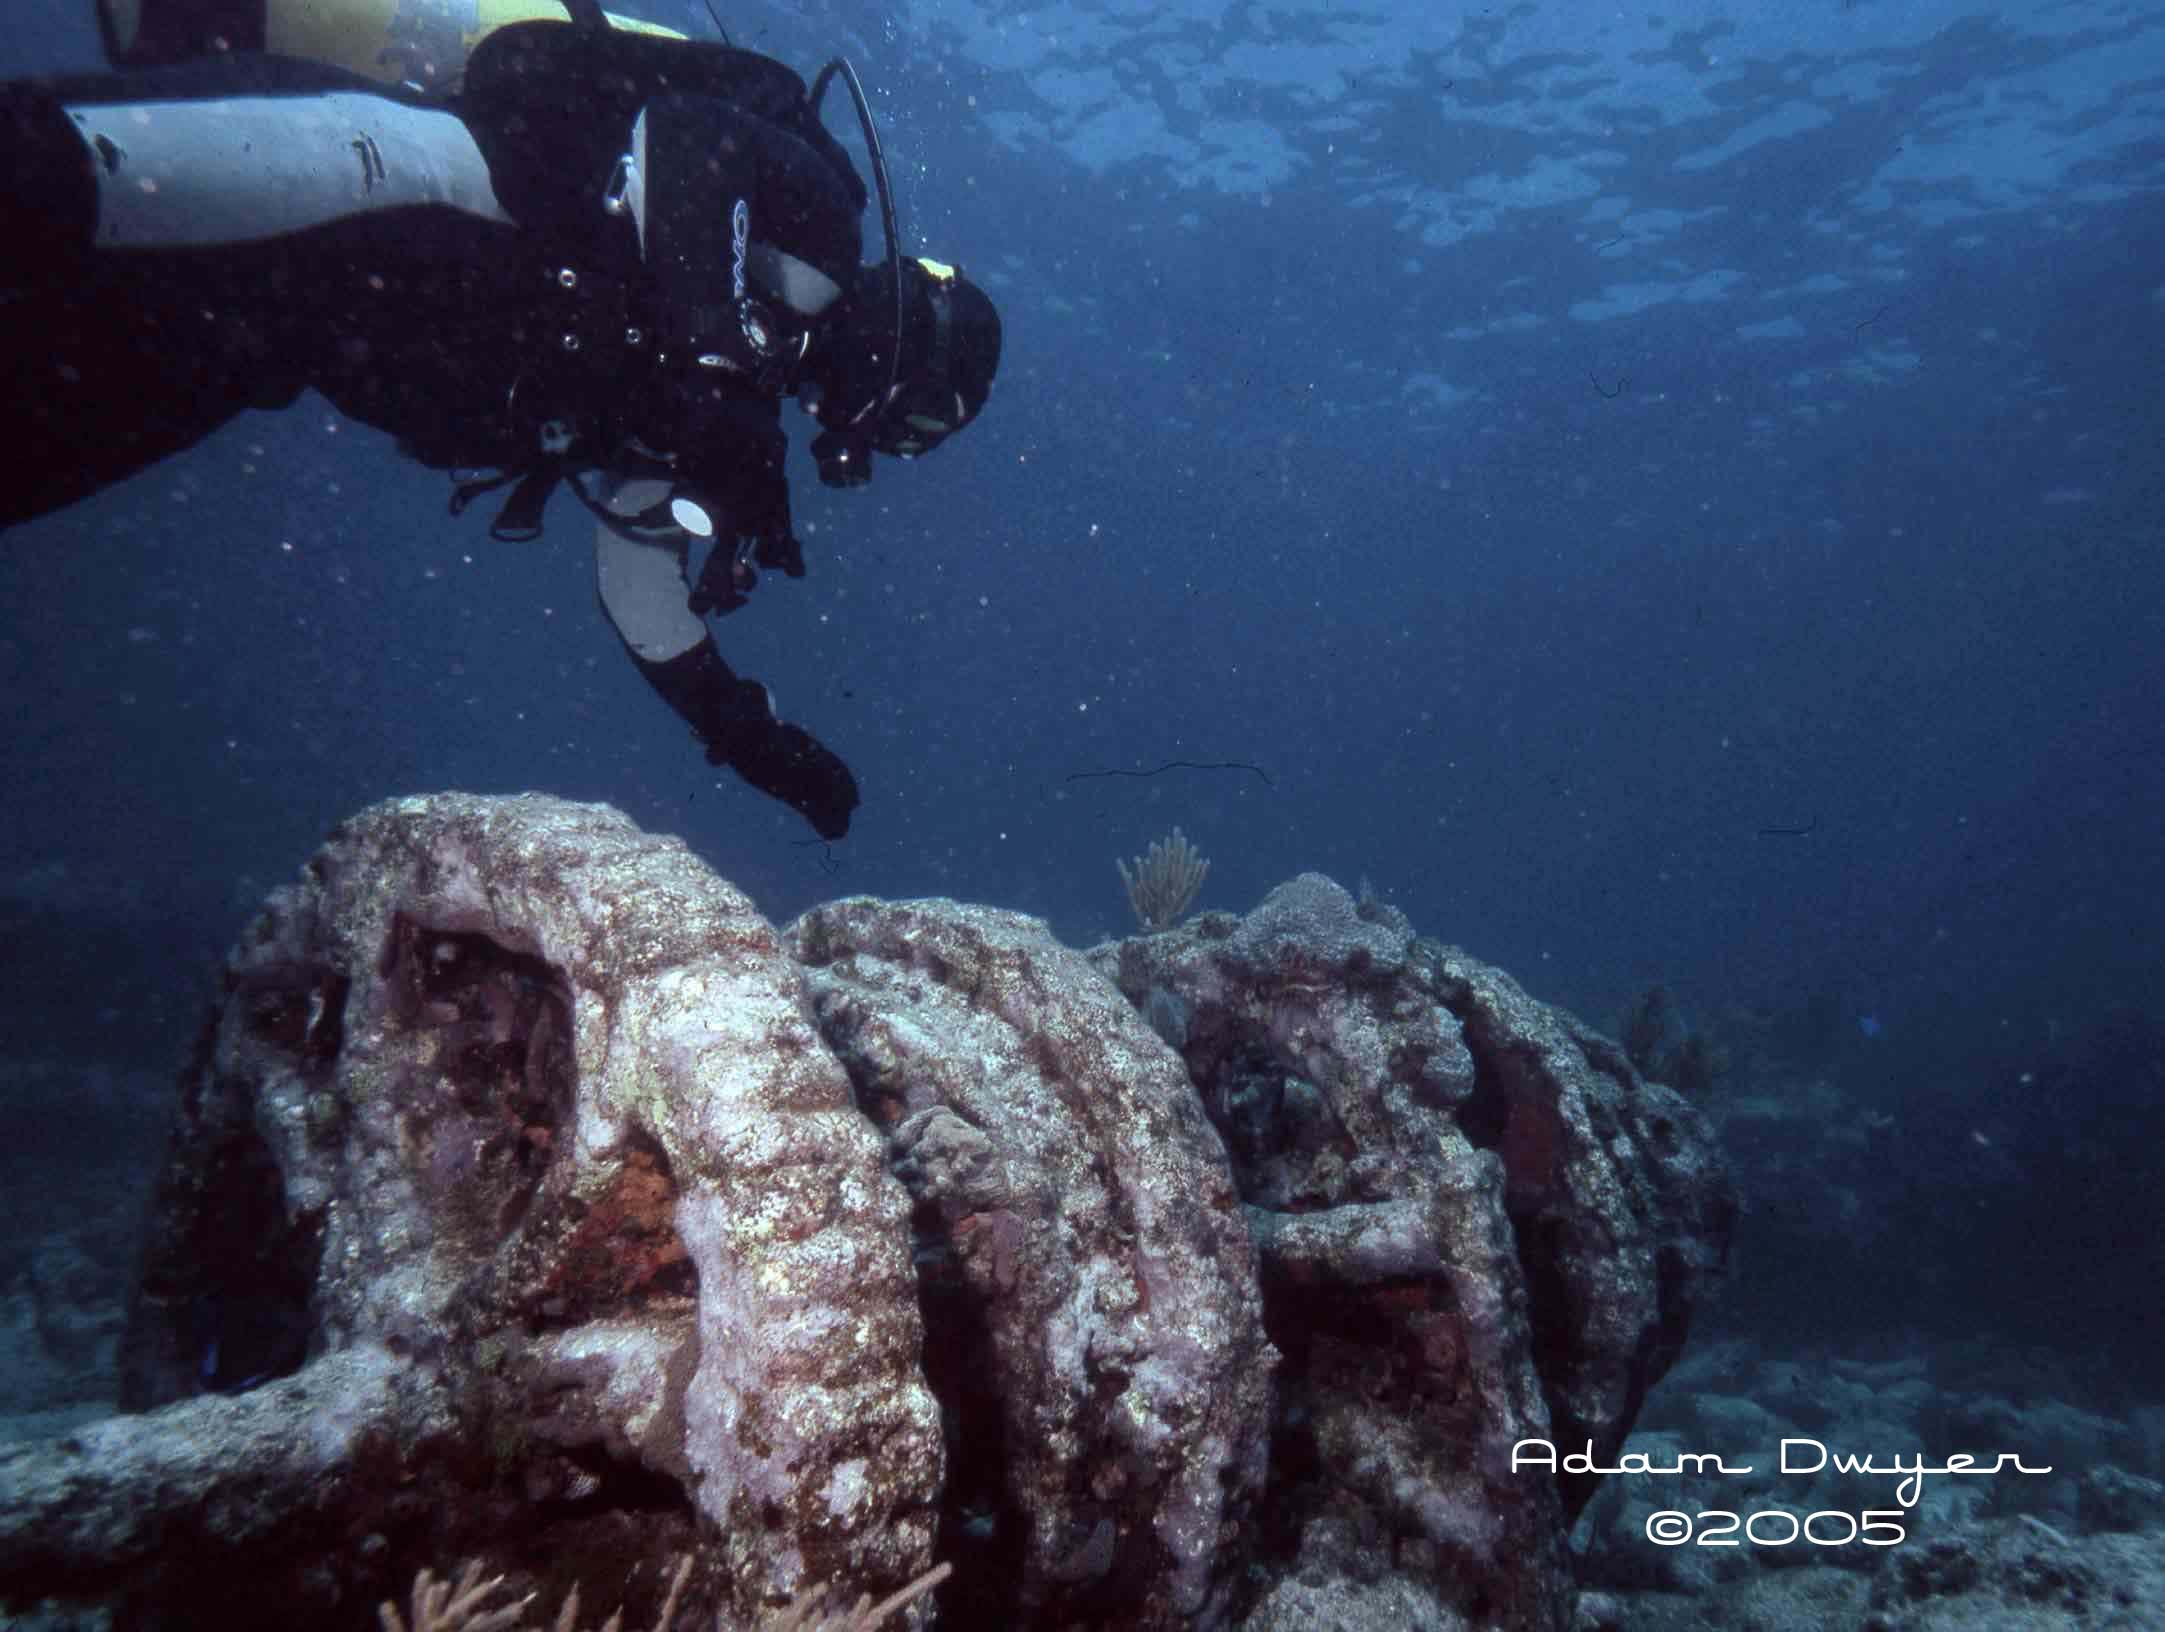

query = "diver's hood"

[{"left": 813, "top": 257, "right": 1002, "bottom": 458}]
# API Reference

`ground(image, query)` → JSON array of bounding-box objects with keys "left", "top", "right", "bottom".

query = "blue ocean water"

[{"left": 2, "top": 0, "right": 2162, "bottom": 1616}]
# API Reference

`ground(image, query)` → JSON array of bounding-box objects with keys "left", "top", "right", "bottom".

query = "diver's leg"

[
  {"left": 1, "top": 56, "right": 500, "bottom": 531},
  {"left": 0, "top": 80, "right": 302, "bottom": 528},
  {"left": 0, "top": 84, "right": 93, "bottom": 281}
]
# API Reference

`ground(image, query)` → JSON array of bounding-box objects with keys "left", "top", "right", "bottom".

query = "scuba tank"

[
  {"left": 97, "top": 0, "right": 682, "bottom": 91},
  {"left": 90, "top": 0, "right": 933, "bottom": 537}
]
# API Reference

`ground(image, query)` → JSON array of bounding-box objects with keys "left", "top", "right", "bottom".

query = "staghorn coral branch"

[
  {"left": 761, "top": 1559, "right": 954, "bottom": 1632},
  {"left": 378, "top": 1556, "right": 948, "bottom": 1632},
  {"left": 379, "top": 1560, "right": 532, "bottom": 1632}
]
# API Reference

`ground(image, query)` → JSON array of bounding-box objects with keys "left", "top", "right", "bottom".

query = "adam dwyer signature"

[{"left": 1513, "top": 1437, "right": 2053, "bottom": 1509}]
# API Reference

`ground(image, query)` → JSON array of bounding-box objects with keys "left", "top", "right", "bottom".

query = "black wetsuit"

[{"left": 1, "top": 21, "right": 875, "bottom": 838}]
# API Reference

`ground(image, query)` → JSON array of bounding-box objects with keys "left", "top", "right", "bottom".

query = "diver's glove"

[
  {"left": 670, "top": 382, "right": 806, "bottom": 610},
  {"left": 688, "top": 537, "right": 756, "bottom": 617},
  {"left": 685, "top": 510, "right": 805, "bottom": 617},
  {"left": 635, "top": 642, "right": 857, "bottom": 837},
  {"left": 712, "top": 718, "right": 859, "bottom": 841},
  {"left": 754, "top": 527, "right": 806, "bottom": 578}
]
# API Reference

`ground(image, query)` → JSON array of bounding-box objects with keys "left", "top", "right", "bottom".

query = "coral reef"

[
  {"left": 0, "top": 796, "right": 1733, "bottom": 1631},
  {"left": 1091, "top": 878, "right": 1737, "bottom": 1627},
  {"left": 378, "top": 1554, "right": 947, "bottom": 1632},
  {"left": 1574, "top": 1339, "right": 2165, "bottom": 1631},
  {"left": 793, "top": 894, "right": 1270, "bottom": 1627}
]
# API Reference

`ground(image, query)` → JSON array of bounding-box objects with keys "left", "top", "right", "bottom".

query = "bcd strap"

[
  {"left": 448, "top": 468, "right": 517, "bottom": 517},
  {"left": 489, "top": 465, "right": 567, "bottom": 540},
  {"left": 446, "top": 464, "right": 564, "bottom": 541}
]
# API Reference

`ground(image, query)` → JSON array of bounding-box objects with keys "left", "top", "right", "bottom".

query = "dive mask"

[{"left": 808, "top": 256, "right": 1002, "bottom": 485}]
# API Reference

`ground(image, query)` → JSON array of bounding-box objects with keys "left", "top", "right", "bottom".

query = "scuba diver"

[{"left": 0, "top": 0, "right": 1002, "bottom": 840}]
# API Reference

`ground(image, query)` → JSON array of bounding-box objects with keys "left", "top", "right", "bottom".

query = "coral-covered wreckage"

[{"left": 0, "top": 795, "right": 1734, "bottom": 1631}]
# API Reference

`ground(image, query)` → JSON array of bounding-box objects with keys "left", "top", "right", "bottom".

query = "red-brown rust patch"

[{"left": 543, "top": 1147, "right": 688, "bottom": 1309}]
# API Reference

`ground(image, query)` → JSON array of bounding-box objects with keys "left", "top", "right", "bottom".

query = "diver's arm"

[{"left": 592, "top": 486, "right": 858, "bottom": 839}]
